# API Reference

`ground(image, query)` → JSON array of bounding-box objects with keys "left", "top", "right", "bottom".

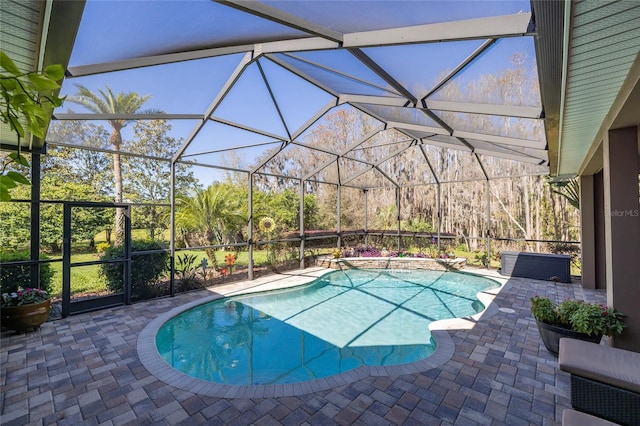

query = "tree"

[
  {"left": 44, "top": 120, "right": 112, "bottom": 195},
  {"left": 124, "top": 119, "right": 198, "bottom": 239},
  {"left": 176, "top": 184, "right": 245, "bottom": 246},
  {"left": 67, "top": 85, "right": 152, "bottom": 244},
  {"left": 549, "top": 178, "right": 580, "bottom": 209},
  {"left": 0, "top": 175, "right": 111, "bottom": 252},
  {"left": 248, "top": 188, "right": 321, "bottom": 234},
  {"left": 0, "top": 191, "right": 30, "bottom": 249}
]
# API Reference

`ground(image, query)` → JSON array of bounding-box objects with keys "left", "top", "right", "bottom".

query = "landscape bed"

[{"left": 318, "top": 256, "right": 467, "bottom": 271}]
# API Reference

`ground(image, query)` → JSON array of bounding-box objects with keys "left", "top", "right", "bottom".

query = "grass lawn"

[
  {"left": 48, "top": 253, "right": 105, "bottom": 297},
  {"left": 175, "top": 249, "right": 270, "bottom": 267}
]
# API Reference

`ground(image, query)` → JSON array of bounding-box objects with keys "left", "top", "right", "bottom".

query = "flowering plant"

[
  {"left": 353, "top": 246, "right": 382, "bottom": 257},
  {"left": 335, "top": 246, "right": 433, "bottom": 259},
  {"left": 530, "top": 296, "right": 625, "bottom": 337},
  {"left": 1, "top": 287, "right": 50, "bottom": 307}
]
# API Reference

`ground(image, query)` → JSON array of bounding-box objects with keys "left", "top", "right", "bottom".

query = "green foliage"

[
  {"left": 570, "top": 303, "right": 625, "bottom": 337},
  {"left": 250, "top": 188, "right": 321, "bottom": 233},
  {"left": 0, "top": 171, "right": 114, "bottom": 252},
  {"left": 1, "top": 50, "right": 65, "bottom": 201},
  {"left": 175, "top": 253, "right": 200, "bottom": 291},
  {"left": 0, "top": 51, "right": 64, "bottom": 140},
  {"left": 176, "top": 183, "right": 245, "bottom": 245},
  {"left": 548, "top": 178, "right": 579, "bottom": 209},
  {"left": 44, "top": 176, "right": 111, "bottom": 252},
  {"left": 265, "top": 189, "right": 297, "bottom": 230},
  {"left": 303, "top": 194, "right": 320, "bottom": 230},
  {"left": 68, "top": 85, "right": 152, "bottom": 137},
  {"left": 204, "top": 248, "right": 220, "bottom": 271},
  {"left": 99, "top": 240, "right": 168, "bottom": 300},
  {"left": 401, "top": 219, "right": 434, "bottom": 233},
  {"left": 530, "top": 296, "right": 625, "bottom": 337},
  {"left": 0, "top": 250, "right": 53, "bottom": 295},
  {"left": 376, "top": 205, "right": 396, "bottom": 229},
  {"left": 0, "top": 190, "right": 30, "bottom": 249},
  {"left": 530, "top": 296, "right": 560, "bottom": 325},
  {"left": 96, "top": 242, "right": 110, "bottom": 254},
  {"left": 68, "top": 84, "right": 154, "bottom": 243},
  {"left": 44, "top": 123, "right": 112, "bottom": 194},
  {"left": 557, "top": 299, "right": 584, "bottom": 326},
  {"left": 126, "top": 120, "right": 198, "bottom": 239}
]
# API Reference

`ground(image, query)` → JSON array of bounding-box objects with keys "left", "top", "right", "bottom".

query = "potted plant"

[
  {"left": 530, "top": 296, "right": 625, "bottom": 355},
  {"left": 1, "top": 288, "right": 51, "bottom": 332}
]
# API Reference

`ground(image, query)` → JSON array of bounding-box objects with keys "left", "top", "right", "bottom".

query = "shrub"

[
  {"left": 175, "top": 253, "right": 200, "bottom": 292},
  {"left": 354, "top": 246, "right": 381, "bottom": 257},
  {"left": 0, "top": 250, "right": 53, "bottom": 295},
  {"left": 99, "top": 240, "right": 168, "bottom": 300},
  {"left": 388, "top": 250, "right": 408, "bottom": 257},
  {"left": 340, "top": 248, "right": 354, "bottom": 258},
  {"left": 96, "top": 242, "right": 110, "bottom": 254}
]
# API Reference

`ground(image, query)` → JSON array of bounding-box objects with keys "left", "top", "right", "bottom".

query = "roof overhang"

[{"left": 535, "top": 0, "right": 640, "bottom": 177}]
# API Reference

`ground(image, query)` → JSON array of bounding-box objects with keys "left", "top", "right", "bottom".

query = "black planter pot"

[{"left": 535, "top": 320, "right": 602, "bottom": 356}]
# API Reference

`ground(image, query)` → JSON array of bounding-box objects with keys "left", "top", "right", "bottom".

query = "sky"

[{"left": 53, "top": 0, "right": 540, "bottom": 186}]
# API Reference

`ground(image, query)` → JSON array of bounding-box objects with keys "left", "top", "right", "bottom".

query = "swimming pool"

[{"left": 155, "top": 269, "right": 500, "bottom": 386}]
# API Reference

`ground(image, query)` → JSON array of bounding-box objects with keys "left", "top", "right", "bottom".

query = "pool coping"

[{"left": 137, "top": 266, "right": 509, "bottom": 398}]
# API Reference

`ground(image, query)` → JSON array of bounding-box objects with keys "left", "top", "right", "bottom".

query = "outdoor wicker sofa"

[
  {"left": 562, "top": 408, "right": 619, "bottom": 426},
  {"left": 559, "top": 338, "right": 640, "bottom": 425}
]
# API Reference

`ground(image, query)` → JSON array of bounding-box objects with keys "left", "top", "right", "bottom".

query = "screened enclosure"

[{"left": 1, "top": 0, "right": 583, "bottom": 315}]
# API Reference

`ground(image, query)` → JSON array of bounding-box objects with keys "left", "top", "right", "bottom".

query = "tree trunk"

[
  {"left": 111, "top": 128, "right": 125, "bottom": 246},
  {"left": 523, "top": 177, "right": 532, "bottom": 247},
  {"left": 535, "top": 179, "right": 541, "bottom": 252},
  {"left": 550, "top": 191, "right": 560, "bottom": 241}
]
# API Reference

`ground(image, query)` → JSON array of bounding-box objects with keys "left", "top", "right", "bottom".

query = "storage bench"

[{"left": 500, "top": 251, "right": 571, "bottom": 283}]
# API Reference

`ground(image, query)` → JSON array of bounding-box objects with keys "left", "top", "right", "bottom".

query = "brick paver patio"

[{"left": 1, "top": 267, "right": 606, "bottom": 425}]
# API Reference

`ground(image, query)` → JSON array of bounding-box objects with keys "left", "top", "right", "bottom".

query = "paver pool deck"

[{"left": 1, "top": 266, "right": 606, "bottom": 425}]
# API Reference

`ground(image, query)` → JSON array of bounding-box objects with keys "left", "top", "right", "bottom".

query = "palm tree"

[
  {"left": 68, "top": 85, "right": 151, "bottom": 244},
  {"left": 549, "top": 178, "right": 580, "bottom": 209},
  {"left": 175, "top": 184, "right": 245, "bottom": 246}
]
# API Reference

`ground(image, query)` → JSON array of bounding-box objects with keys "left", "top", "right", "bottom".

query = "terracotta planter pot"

[
  {"left": 535, "top": 319, "right": 602, "bottom": 356},
  {"left": 1, "top": 299, "right": 51, "bottom": 332}
]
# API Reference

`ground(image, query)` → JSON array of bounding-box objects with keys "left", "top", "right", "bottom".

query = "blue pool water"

[{"left": 156, "top": 269, "right": 499, "bottom": 385}]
